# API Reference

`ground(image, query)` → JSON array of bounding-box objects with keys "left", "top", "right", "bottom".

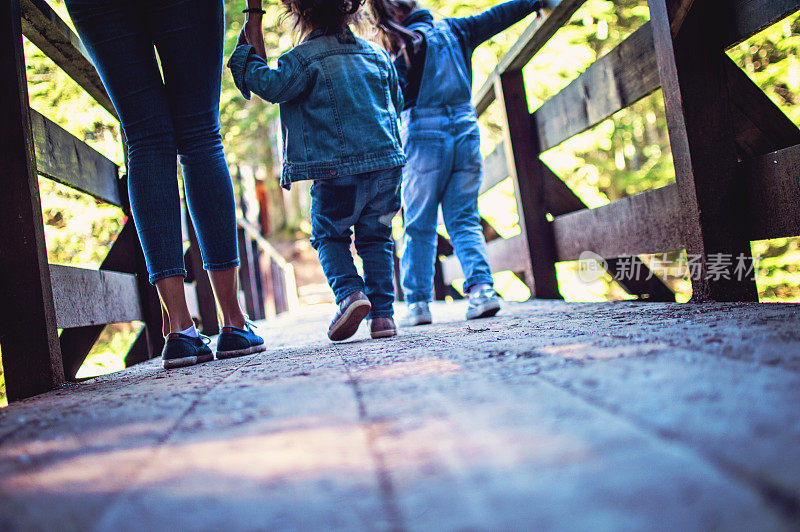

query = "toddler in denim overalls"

[
  {"left": 229, "top": 0, "right": 406, "bottom": 341},
  {"left": 374, "top": 0, "right": 542, "bottom": 325}
]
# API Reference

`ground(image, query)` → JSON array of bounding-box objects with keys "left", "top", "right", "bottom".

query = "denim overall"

[{"left": 400, "top": 20, "right": 494, "bottom": 304}]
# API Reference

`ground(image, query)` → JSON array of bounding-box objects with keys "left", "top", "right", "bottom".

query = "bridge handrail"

[{"left": 435, "top": 0, "right": 800, "bottom": 302}]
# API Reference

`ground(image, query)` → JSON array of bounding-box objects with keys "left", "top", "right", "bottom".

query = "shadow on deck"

[{"left": 1, "top": 300, "right": 799, "bottom": 529}]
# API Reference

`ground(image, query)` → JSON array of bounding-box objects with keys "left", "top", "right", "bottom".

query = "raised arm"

[
  {"left": 242, "top": 0, "right": 267, "bottom": 59},
  {"left": 229, "top": 45, "right": 309, "bottom": 104},
  {"left": 449, "top": 0, "right": 542, "bottom": 50}
]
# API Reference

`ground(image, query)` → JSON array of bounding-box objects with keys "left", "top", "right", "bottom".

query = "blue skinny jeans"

[
  {"left": 400, "top": 104, "right": 494, "bottom": 303},
  {"left": 310, "top": 168, "right": 402, "bottom": 318},
  {"left": 65, "top": 0, "right": 239, "bottom": 284}
]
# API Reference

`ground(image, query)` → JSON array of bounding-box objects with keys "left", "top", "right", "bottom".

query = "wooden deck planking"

[{"left": 0, "top": 301, "right": 799, "bottom": 529}]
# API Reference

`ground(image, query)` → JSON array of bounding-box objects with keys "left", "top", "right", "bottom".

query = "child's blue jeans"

[
  {"left": 310, "top": 167, "right": 402, "bottom": 318},
  {"left": 65, "top": 0, "right": 238, "bottom": 284},
  {"left": 400, "top": 104, "right": 494, "bottom": 303}
]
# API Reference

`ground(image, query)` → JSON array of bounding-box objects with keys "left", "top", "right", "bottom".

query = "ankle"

[
  {"left": 469, "top": 283, "right": 492, "bottom": 295},
  {"left": 168, "top": 318, "right": 195, "bottom": 334},
  {"left": 222, "top": 313, "right": 247, "bottom": 329}
]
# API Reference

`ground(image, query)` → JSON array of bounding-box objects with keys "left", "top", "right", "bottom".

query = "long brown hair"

[
  {"left": 280, "top": 0, "right": 365, "bottom": 38},
  {"left": 370, "top": 0, "right": 424, "bottom": 57}
]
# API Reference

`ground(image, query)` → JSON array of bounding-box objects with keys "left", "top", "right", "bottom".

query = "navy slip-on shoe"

[
  {"left": 162, "top": 333, "right": 214, "bottom": 369},
  {"left": 216, "top": 321, "right": 266, "bottom": 359}
]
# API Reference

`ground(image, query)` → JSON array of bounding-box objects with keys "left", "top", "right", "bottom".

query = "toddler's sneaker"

[
  {"left": 466, "top": 286, "right": 501, "bottom": 320},
  {"left": 399, "top": 301, "right": 432, "bottom": 327},
  {"left": 370, "top": 317, "right": 397, "bottom": 339},
  {"left": 328, "top": 291, "right": 371, "bottom": 341},
  {"left": 217, "top": 321, "right": 266, "bottom": 359},
  {"left": 162, "top": 332, "right": 214, "bottom": 369}
]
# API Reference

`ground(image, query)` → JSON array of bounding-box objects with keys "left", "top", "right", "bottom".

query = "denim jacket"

[
  {"left": 396, "top": 1, "right": 541, "bottom": 109},
  {"left": 229, "top": 28, "right": 406, "bottom": 190}
]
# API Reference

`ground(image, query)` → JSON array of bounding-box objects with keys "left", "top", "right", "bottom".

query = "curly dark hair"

[
  {"left": 281, "top": 0, "right": 366, "bottom": 36},
  {"left": 370, "top": 0, "right": 422, "bottom": 60}
]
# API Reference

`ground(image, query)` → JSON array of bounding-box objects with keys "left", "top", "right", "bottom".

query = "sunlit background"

[{"left": 1, "top": 0, "right": 798, "bottom": 403}]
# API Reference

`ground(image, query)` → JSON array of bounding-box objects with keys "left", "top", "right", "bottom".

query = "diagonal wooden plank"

[
  {"left": 533, "top": 23, "right": 660, "bottom": 153},
  {"left": 724, "top": 56, "right": 800, "bottom": 159},
  {"left": 474, "top": 0, "right": 586, "bottom": 116},
  {"left": 474, "top": 0, "right": 800, "bottom": 118},
  {"left": 20, "top": 0, "right": 116, "bottom": 118},
  {"left": 719, "top": 0, "right": 800, "bottom": 48},
  {"left": 668, "top": 0, "right": 696, "bottom": 37}
]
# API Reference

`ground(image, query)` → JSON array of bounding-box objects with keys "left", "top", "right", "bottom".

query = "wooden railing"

[
  {"left": 435, "top": 0, "right": 800, "bottom": 303},
  {"left": 0, "top": 0, "right": 297, "bottom": 401}
]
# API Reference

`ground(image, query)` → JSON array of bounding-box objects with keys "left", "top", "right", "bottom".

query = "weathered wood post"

[
  {"left": 250, "top": 238, "right": 266, "bottom": 320},
  {"left": 649, "top": 0, "right": 758, "bottom": 302},
  {"left": 271, "top": 258, "right": 288, "bottom": 314},
  {"left": 237, "top": 228, "right": 259, "bottom": 319},
  {"left": 0, "top": 0, "right": 64, "bottom": 400},
  {"left": 495, "top": 71, "right": 561, "bottom": 300}
]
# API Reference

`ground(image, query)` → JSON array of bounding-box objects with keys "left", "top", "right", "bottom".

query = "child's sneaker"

[
  {"left": 370, "top": 317, "right": 397, "bottom": 339},
  {"left": 399, "top": 301, "right": 432, "bottom": 327},
  {"left": 217, "top": 321, "right": 266, "bottom": 359},
  {"left": 328, "top": 291, "right": 371, "bottom": 341},
  {"left": 466, "top": 287, "right": 501, "bottom": 320},
  {"left": 162, "top": 333, "right": 214, "bottom": 369}
]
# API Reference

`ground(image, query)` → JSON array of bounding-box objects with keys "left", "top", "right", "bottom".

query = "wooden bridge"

[{"left": 1, "top": 0, "right": 800, "bottom": 528}]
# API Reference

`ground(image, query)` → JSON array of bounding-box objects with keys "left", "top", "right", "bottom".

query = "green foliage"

[{"left": 24, "top": 0, "right": 800, "bottom": 290}]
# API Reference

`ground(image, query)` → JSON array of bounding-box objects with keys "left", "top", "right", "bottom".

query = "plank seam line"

[
  {"left": 94, "top": 356, "right": 253, "bottom": 527},
  {"left": 532, "top": 373, "right": 800, "bottom": 523},
  {"left": 427, "top": 333, "right": 800, "bottom": 523},
  {"left": 337, "top": 348, "right": 407, "bottom": 532}
]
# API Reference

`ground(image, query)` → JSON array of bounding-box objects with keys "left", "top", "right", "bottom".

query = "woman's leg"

[
  {"left": 208, "top": 269, "right": 246, "bottom": 329},
  {"left": 155, "top": 276, "right": 194, "bottom": 333},
  {"left": 65, "top": 0, "right": 190, "bottom": 334},
  {"left": 146, "top": 0, "right": 245, "bottom": 328}
]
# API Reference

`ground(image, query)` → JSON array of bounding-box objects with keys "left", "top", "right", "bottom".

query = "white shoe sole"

[
  {"left": 162, "top": 353, "right": 214, "bottom": 369},
  {"left": 217, "top": 343, "right": 267, "bottom": 360},
  {"left": 399, "top": 311, "right": 432, "bottom": 327}
]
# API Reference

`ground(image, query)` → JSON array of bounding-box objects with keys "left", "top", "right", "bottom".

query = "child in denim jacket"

[{"left": 229, "top": 0, "right": 406, "bottom": 341}]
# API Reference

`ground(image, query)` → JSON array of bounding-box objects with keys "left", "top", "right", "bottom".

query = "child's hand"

[
  {"left": 533, "top": 1, "right": 544, "bottom": 20},
  {"left": 237, "top": 27, "right": 248, "bottom": 48},
  {"left": 226, "top": 27, "right": 249, "bottom": 69}
]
